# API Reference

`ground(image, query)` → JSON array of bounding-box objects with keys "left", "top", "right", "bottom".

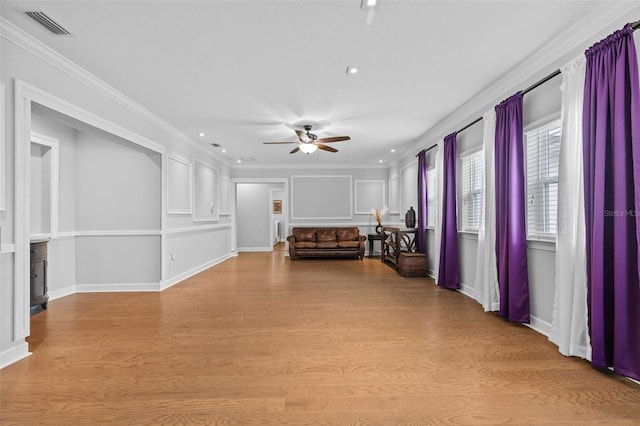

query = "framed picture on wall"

[{"left": 273, "top": 200, "right": 282, "bottom": 214}]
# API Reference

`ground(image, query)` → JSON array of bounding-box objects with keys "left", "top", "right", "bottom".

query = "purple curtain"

[
  {"left": 417, "top": 149, "right": 428, "bottom": 253},
  {"left": 494, "top": 92, "right": 530, "bottom": 323},
  {"left": 437, "top": 133, "right": 460, "bottom": 289},
  {"left": 583, "top": 24, "right": 640, "bottom": 380}
]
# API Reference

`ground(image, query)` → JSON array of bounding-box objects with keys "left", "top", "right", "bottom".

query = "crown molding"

[
  {"left": 0, "top": 17, "right": 233, "bottom": 168},
  {"left": 233, "top": 162, "right": 388, "bottom": 171},
  {"left": 397, "top": 1, "right": 640, "bottom": 160}
]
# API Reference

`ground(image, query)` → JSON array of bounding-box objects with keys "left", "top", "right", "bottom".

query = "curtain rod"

[
  {"left": 417, "top": 19, "right": 640, "bottom": 157},
  {"left": 416, "top": 144, "right": 437, "bottom": 156}
]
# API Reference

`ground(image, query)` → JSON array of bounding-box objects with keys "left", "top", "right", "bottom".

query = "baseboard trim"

[
  {"left": 161, "top": 252, "right": 236, "bottom": 291},
  {"left": 0, "top": 341, "right": 30, "bottom": 369},
  {"left": 457, "top": 283, "right": 553, "bottom": 337},
  {"left": 48, "top": 285, "right": 75, "bottom": 301},
  {"left": 36, "top": 253, "right": 238, "bottom": 296},
  {"left": 75, "top": 283, "right": 161, "bottom": 292},
  {"left": 238, "top": 247, "right": 273, "bottom": 252},
  {"left": 458, "top": 282, "right": 475, "bottom": 299},
  {"left": 526, "top": 315, "right": 552, "bottom": 337}
]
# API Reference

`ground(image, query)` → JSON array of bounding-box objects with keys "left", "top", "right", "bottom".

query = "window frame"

[
  {"left": 460, "top": 148, "right": 484, "bottom": 233},
  {"left": 524, "top": 115, "right": 561, "bottom": 242}
]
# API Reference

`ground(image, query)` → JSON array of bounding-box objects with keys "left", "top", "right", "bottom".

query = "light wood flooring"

[{"left": 1, "top": 251, "right": 639, "bottom": 425}]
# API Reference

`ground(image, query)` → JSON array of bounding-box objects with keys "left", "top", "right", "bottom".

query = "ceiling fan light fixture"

[{"left": 299, "top": 143, "right": 318, "bottom": 154}]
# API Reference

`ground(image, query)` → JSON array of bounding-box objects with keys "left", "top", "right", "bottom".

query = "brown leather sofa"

[{"left": 287, "top": 227, "right": 366, "bottom": 260}]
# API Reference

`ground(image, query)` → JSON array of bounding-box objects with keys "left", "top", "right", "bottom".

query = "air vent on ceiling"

[
  {"left": 210, "top": 143, "right": 222, "bottom": 148},
  {"left": 24, "top": 11, "right": 72, "bottom": 36}
]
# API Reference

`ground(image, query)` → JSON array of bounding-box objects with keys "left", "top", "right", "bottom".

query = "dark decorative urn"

[{"left": 405, "top": 206, "right": 416, "bottom": 228}]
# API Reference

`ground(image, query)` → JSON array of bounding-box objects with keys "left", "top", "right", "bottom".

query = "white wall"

[
  {"left": 400, "top": 162, "right": 418, "bottom": 219},
  {"left": 75, "top": 131, "right": 161, "bottom": 232},
  {"left": 166, "top": 227, "right": 231, "bottom": 281},
  {"left": 30, "top": 143, "right": 50, "bottom": 235}
]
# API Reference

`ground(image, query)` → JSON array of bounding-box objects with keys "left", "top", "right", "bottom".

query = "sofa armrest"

[{"left": 287, "top": 235, "right": 296, "bottom": 260}]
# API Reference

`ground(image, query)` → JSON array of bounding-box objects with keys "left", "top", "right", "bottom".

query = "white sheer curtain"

[
  {"left": 549, "top": 54, "right": 591, "bottom": 360},
  {"left": 433, "top": 140, "right": 444, "bottom": 283},
  {"left": 473, "top": 109, "right": 499, "bottom": 311}
]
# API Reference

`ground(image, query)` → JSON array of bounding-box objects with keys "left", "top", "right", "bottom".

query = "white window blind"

[
  {"left": 525, "top": 119, "right": 561, "bottom": 239},
  {"left": 427, "top": 166, "right": 436, "bottom": 228},
  {"left": 462, "top": 150, "right": 484, "bottom": 231}
]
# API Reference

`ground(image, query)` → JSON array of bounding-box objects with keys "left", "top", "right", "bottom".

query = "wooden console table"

[{"left": 381, "top": 226, "right": 418, "bottom": 270}]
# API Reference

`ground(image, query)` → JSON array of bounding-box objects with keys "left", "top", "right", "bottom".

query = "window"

[
  {"left": 427, "top": 166, "right": 437, "bottom": 228},
  {"left": 525, "top": 119, "right": 561, "bottom": 239},
  {"left": 461, "top": 150, "right": 483, "bottom": 231}
]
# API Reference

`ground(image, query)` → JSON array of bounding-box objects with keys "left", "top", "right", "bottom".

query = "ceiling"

[{"left": 0, "top": 1, "right": 627, "bottom": 168}]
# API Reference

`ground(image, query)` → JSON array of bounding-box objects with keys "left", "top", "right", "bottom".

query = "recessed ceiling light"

[
  {"left": 199, "top": 132, "right": 205, "bottom": 137},
  {"left": 361, "top": 0, "right": 378, "bottom": 8},
  {"left": 236, "top": 159, "right": 242, "bottom": 163},
  {"left": 378, "top": 160, "right": 383, "bottom": 163},
  {"left": 390, "top": 148, "right": 396, "bottom": 153},
  {"left": 346, "top": 66, "right": 359, "bottom": 75},
  {"left": 222, "top": 149, "right": 227, "bottom": 153}
]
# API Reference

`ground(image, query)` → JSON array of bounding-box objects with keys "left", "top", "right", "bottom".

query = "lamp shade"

[{"left": 299, "top": 143, "right": 318, "bottom": 154}]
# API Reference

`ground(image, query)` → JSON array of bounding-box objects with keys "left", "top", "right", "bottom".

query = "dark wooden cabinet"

[{"left": 30, "top": 241, "right": 49, "bottom": 309}]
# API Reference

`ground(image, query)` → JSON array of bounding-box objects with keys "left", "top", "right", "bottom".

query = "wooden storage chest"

[{"left": 398, "top": 252, "right": 428, "bottom": 277}]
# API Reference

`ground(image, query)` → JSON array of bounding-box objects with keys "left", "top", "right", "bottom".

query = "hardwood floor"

[{"left": 2, "top": 251, "right": 639, "bottom": 425}]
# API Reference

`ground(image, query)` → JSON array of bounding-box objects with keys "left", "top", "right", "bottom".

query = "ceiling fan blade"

[
  {"left": 316, "top": 143, "right": 338, "bottom": 153},
  {"left": 295, "top": 130, "right": 311, "bottom": 143},
  {"left": 263, "top": 141, "right": 297, "bottom": 144},
  {"left": 289, "top": 146, "right": 301, "bottom": 154},
  {"left": 315, "top": 136, "right": 350, "bottom": 143}
]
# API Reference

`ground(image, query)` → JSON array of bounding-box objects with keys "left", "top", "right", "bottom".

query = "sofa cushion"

[
  {"left": 317, "top": 241, "right": 339, "bottom": 249},
  {"left": 338, "top": 240, "right": 361, "bottom": 249},
  {"left": 337, "top": 228, "right": 359, "bottom": 241},
  {"left": 293, "top": 228, "right": 316, "bottom": 242},
  {"left": 294, "top": 241, "right": 316, "bottom": 249},
  {"left": 317, "top": 229, "right": 337, "bottom": 242}
]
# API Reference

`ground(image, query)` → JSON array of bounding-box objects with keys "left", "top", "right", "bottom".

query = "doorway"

[
  {"left": 232, "top": 179, "right": 288, "bottom": 253},
  {"left": 14, "top": 81, "right": 164, "bottom": 350}
]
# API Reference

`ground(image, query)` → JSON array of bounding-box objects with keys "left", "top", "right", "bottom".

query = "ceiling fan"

[{"left": 263, "top": 125, "right": 350, "bottom": 154}]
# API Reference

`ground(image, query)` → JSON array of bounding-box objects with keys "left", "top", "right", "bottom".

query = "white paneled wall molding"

[
  {"left": 354, "top": 180, "right": 385, "bottom": 215},
  {"left": 167, "top": 155, "right": 193, "bottom": 215},
  {"left": 290, "top": 175, "right": 352, "bottom": 220}
]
